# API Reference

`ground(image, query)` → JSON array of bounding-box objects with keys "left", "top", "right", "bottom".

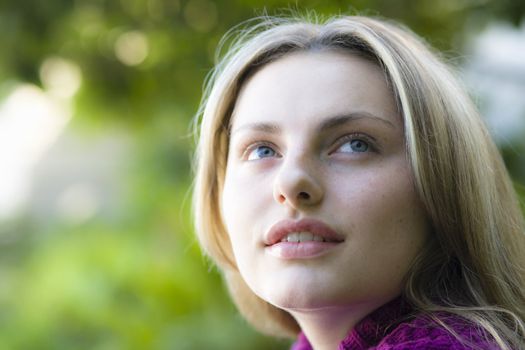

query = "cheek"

[
  {"left": 221, "top": 162, "right": 276, "bottom": 221},
  {"left": 221, "top": 171, "right": 275, "bottom": 298},
  {"left": 221, "top": 174, "right": 246, "bottom": 246},
  {"left": 336, "top": 160, "right": 428, "bottom": 257},
  {"left": 220, "top": 168, "right": 269, "bottom": 258},
  {"left": 352, "top": 160, "right": 420, "bottom": 216}
]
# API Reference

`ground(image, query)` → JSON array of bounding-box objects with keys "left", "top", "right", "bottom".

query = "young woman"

[{"left": 192, "top": 14, "right": 525, "bottom": 350}]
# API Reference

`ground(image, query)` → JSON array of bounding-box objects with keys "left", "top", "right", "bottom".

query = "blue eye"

[
  {"left": 337, "top": 138, "right": 369, "bottom": 153},
  {"left": 247, "top": 145, "right": 277, "bottom": 160}
]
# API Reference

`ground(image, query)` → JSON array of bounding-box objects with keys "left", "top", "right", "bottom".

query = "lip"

[
  {"left": 264, "top": 218, "right": 345, "bottom": 246},
  {"left": 264, "top": 218, "right": 345, "bottom": 259}
]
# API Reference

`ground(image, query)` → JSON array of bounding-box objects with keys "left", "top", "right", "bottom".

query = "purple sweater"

[{"left": 291, "top": 298, "right": 500, "bottom": 350}]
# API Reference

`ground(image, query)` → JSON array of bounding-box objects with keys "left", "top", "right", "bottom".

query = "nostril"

[{"left": 298, "top": 192, "right": 310, "bottom": 200}]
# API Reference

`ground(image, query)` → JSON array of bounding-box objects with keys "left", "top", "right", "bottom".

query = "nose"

[{"left": 273, "top": 155, "right": 323, "bottom": 209}]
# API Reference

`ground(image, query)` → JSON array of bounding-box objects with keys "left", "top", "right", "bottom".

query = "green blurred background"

[{"left": 0, "top": 1, "right": 524, "bottom": 349}]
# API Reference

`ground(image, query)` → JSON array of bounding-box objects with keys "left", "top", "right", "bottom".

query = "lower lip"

[{"left": 265, "top": 241, "right": 342, "bottom": 259}]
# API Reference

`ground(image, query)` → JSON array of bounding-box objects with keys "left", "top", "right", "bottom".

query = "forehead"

[{"left": 231, "top": 50, "right": 401, "bottom": 131}]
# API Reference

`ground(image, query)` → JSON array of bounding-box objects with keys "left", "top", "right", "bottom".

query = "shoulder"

[{"left": 376, "top": 312, "right": 500, "bottom": 350}]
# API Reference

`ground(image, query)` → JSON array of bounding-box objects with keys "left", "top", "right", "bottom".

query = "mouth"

[
  {"left": 278, "top": 231, "right": 341, "bottom": 243},
  {"left": 264, "top": 218, "right": 345, "bottom": 246},
  {"left": 264, "top": 218, "right": 344, "bottom": 259}
]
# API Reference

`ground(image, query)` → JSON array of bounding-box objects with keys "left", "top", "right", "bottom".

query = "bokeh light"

[
  {"left": 40, "top": 57, "right": 82, "bottom": 99},
  {"left": 0, "top": 85, "right": 71, "bottom": 219},
  {"left": 114, "top": 31, "right": 149, "bottom": 66}
]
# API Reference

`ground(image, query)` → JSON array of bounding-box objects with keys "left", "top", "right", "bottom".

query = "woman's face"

[{"left": 221, "top": 50, "right": 429, "bottom": 312}]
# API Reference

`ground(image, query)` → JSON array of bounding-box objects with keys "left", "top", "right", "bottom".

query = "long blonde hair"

[{"left": 192, "top": 13, "right": 525, "bottom": 349}]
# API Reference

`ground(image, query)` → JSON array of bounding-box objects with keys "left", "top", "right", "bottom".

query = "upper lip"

[{"left": 264, "top": 218, "right": 345, "bottom": 246}]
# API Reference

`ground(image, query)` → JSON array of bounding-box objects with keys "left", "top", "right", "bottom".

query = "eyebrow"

[
  {"left": 230, "top": 111, "right": 396, "bottom": 136},
  {"left": 230, "top": 122, "right": 281, "bottom": 136},
  {"left": 319, "top": 112, "right": 396, "bottom": 131}
]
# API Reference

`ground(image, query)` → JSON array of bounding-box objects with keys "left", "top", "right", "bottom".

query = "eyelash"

[
  {"left": 331, "top": 133, "right": 377, "bottom": 154},
  {"left": 242, "top": 141, "right": 280, "bottom": 161},
  {"left": 240, "top": 132, "right": 377, "bottom": 161}
]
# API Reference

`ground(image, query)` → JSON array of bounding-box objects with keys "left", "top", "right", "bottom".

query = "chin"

[{"left": 260, "top": 283, "right": 347, "bottom": 311}]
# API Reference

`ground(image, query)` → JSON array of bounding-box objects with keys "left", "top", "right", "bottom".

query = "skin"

[{"left": 221, "top": 50, "right": 429, "bottom": 350}]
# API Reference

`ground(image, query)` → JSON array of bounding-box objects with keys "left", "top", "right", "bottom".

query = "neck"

[{"left": 288, "top": 302, "right": 378, "bottom": 350}]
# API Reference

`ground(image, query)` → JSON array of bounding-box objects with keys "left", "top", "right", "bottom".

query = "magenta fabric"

[{"left": 290, "top": 298, "right": 499, "bottom": 350}]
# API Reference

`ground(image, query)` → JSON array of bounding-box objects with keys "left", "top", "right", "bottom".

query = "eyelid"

[
  {"left": 241, "top": 141, "right": 280, "bottom": 160},
  {"left": 331, "top": 132, "right": 378, "bottom": 153}
]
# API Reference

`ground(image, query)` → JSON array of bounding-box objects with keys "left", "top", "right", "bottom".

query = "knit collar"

[{"left": 291, "top": 297, "right": 413, "bottom": 350}]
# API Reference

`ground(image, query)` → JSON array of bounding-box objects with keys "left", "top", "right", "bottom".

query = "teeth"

[
  {"left": 300, "top": 232, "right": 313, "bottom": 242},
  {"left": 281, "top": 232, "right": 325, "bottom": 243},
  {"left": 287, "top": 232, "right": 299, "bottom": 243}
]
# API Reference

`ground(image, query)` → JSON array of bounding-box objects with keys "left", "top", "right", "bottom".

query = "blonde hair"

[{"left": 192, "top": 14, "right": 525, "bottom": 349}]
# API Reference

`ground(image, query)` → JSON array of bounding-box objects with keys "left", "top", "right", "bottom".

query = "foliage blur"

[{"left": 0, "top": 0, "right": 523, "bottom": 349}]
